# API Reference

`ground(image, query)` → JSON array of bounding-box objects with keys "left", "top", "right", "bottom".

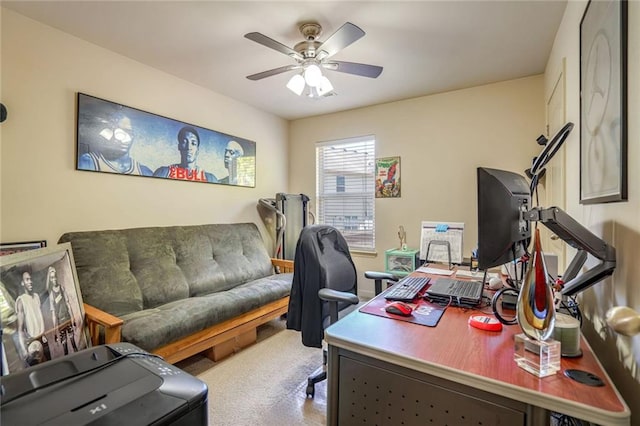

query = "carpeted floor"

[{"left": 175, "top": 318, "right": 327, "bottom": 426}]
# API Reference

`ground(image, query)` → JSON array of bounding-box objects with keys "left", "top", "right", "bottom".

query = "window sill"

[{"left": 351, "top": 250, "right": 378, "bottom": 258}]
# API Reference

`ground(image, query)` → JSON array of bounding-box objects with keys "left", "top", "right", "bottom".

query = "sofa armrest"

[
  {"left": 84, "top": 303, "right": 124, "bottom": 346},
  {"left": 271, "top": 258, "right": 294, "bottom": 274}
]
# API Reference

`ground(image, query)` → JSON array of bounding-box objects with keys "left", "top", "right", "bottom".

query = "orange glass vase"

[{"left": 516, "top": 228, "right": 556, "bottom": 341}]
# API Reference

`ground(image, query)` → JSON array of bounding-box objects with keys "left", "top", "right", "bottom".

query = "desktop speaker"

[{"left": 553, "top": 313, "right": 581, "bottom": 357}]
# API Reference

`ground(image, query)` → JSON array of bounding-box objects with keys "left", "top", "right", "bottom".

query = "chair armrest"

[
  {"left": 364, "top": 271, "right": 400, "bottom": 281},
  {"left": 318, "top": 288, "right": 359, "bottom": 325},
  {"left": 271, "top": 258, "right": 294, "bottom": 274},
  {"left": 364, "top": 271, "right": 401, "bottom": 295},
  {"left": 318, "top": 288, "right": 359, "bottom": 305},
  {"left": 83, "top": 303, "right": 123, "bottom": 346}
]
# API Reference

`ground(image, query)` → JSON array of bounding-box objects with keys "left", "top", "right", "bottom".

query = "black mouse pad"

[{"left": 359, "top": 297, "right": 446, "bottom": 327}]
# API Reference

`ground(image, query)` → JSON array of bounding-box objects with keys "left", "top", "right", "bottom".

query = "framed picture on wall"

[
  {"left": 76, "top": 93, "right": 257, "bottom": 187},
  {"left": 0, "top": 244, "right": 90, "bottom": 375},
  {"left": 0, "top": 240, "right": 47, "bottom": 257},
  {"left": 579, "top": 0, "right": 628, "bottom": 204},
  {"left": 375, "top": 156, "right": 401, "bottom": 198}
]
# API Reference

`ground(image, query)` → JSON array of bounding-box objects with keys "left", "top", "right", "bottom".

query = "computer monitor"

[{"left": 477, "top": 167, "right": 531, "bottom": 271}]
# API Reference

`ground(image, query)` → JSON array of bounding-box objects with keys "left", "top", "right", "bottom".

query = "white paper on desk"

[
  {"left": 416, "top": 266, "right": 455, "bottom": 276},
  {"left": 419, "top": 221, "right": 464, "bottom": 264}
]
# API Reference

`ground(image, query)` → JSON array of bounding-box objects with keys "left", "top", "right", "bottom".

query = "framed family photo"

[
  {"left": 76, "top": 93, "right": 257, "bottom": 187},
  {"left": 0, "top": 243, "right": 89, "bottom": 375},
  {"left": 579, "top": 0, "right": 627, "bottom": 204}
]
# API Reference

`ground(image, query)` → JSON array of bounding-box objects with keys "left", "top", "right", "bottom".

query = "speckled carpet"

[{"left": 175, "top": 318, "right": 326, "bottom": 426}]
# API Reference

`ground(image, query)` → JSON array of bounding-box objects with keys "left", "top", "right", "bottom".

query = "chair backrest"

[
  {"left": 286, "top": 225, "right": 358, "bottom": 347},
  {"left": 313, "top": 227, "right": 357, "bottom": 294},
  {"left": 307, "top": 225, "right": 358, "bottom": 327}
]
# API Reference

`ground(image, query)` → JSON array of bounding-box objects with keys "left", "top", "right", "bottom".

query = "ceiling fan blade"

[
  {"left": 246, "top": 64, "right": 302, "bottom": 81},
  {"left": 324, "top": 61, "right": 383, "bottom": 78},
  {"left": 316, "top": 22, "right": 365, "bottom": 60},
  {"left": 244, "top": 32, "right": 303, "bottom": 61}
]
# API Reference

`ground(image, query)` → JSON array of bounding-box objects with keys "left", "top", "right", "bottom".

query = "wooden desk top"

[{"left": 325, "top": 270, "right": 630, "bottom": 426}]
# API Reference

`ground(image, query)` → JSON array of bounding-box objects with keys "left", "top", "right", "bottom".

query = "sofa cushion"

[
  {"left": 172, "top": 224, "right": 274, "bottom": 296},
  {"left": 120, "top": 272, "right": 292, "bottom": 351},
  {"left": 125, "top": 227, "right": 190, "bottom": 309},
  {"left": 59, "top": 230, "right": 144, "bottom": 316},
  {"left": 59, "top": 223, "right": 276, "bottom": 317}
]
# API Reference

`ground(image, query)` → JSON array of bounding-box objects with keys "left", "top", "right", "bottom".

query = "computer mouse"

[{"left": 385, "top": 301, "right": 413, "bottom": 317}]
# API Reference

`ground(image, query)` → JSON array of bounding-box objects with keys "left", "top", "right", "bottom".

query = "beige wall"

[
  {"left": 4, "top": 3, "right": 638, "bottom": 420},
  {"left": 289, "top": 76, "right": 544, "bottom": 297},
  {"left": 546, "top": 1, "right": 640, "bottom": 420},
  {"left": 0, "top": 9, "right": 289, "bottom": 252}
]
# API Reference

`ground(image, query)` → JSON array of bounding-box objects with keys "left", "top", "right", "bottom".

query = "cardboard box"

[{"left": 207, "top": 328, "right": 257, "bottom": 362}]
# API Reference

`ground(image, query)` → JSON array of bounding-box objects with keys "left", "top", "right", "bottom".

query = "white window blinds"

[{"left": 316, "top": 136, "right": 375, "bottom": 251}]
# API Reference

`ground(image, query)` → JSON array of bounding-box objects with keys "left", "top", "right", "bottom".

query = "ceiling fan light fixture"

[
  {"left": 286, "top": 74, "right": 305, "bottom": 96},
  {"left": 303, "top": 64, "right": 322, "bottom": 87},
  {"left": 317, "top": 76, "right": 334, "bottom": 96},
  {"left": 246, "top": 21, "right": 382, "bottom": 101}
]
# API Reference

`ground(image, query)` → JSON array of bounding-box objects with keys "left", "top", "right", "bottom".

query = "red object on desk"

[
  {"left": 468, "top": 314, "right": 503, "bottom": 331},
  {"left": 360, "top": 295, "right": 446, "bottom": 327}
]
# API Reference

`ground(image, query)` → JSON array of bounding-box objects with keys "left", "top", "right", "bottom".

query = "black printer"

[{"left": 0, "top": 343, "right": 208, "bottom": 426}]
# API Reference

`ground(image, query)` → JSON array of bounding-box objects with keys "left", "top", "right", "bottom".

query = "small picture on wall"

[
  {"left": 76, "top": 93, "right": 256, "bottom": 187},
  {"left": 0, "top": 241, "right": 47, "bottom": 257},
  {"left": 375, "top": 156, "right": 401, "bottom": 198}
]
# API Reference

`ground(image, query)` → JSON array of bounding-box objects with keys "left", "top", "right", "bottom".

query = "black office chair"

[{"left": 286, "top": 225, "right": 360, "bottom": 398}]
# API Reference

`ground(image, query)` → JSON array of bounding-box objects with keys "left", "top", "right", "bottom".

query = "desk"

[{"left": 325, "top": 270, "right": 630, "bottom": 426}]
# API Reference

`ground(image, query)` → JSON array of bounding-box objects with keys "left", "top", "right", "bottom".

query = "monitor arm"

[{"left": 523, "top": 206, "right": 616, "bottom": 296}]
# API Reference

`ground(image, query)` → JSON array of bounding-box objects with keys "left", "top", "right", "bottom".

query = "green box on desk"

[{"left": 385, "top": 248, "right": 420, "bottom": 276}]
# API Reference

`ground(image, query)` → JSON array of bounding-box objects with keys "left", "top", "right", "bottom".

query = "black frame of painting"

[
  {"left": 76, "top": 93, "right": 257, "bottom": 187},
  {"left": 579, "top": 0, "right": 628, "bottom": 204}
]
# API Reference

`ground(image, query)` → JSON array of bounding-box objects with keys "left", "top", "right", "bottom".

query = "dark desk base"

[{"left": 328, "top": 347, "right": 550, "bottom": 426}]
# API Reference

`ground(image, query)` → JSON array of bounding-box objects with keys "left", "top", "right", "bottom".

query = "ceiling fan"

[{"left": 244, "top": 22, "right": 383, "bottom": 97}]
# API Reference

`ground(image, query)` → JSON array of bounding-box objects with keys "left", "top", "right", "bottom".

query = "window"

[{"left": 316, "top": 135, "right": 375, "bottom": 251}]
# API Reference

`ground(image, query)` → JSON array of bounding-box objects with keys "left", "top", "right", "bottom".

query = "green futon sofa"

[{"left": 58, "top": 223, "right": 293, "bottom": 363}]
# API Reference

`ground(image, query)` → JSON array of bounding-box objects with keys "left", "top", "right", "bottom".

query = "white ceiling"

[{"left": 3, "top": 1, "right": 567, "bottom": 121}]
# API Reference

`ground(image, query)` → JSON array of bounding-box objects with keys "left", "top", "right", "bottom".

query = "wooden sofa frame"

[{"left": 83, "top": 258, "right": 294, "bottom": 364}]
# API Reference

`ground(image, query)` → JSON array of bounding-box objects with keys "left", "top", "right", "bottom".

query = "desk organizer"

[{"left": 385, "top": 248, "right": 420, "bottom": 277}]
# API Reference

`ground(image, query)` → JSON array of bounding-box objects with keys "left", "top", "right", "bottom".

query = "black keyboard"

[{"left": 384, "top": 276, "right": 431, "bottom": 302}]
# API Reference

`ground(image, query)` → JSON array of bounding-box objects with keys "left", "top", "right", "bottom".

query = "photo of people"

[
  {"left": 153, "top": 126, "right": 218, "bottom": 182},
  {"left": 0, "top": 244, "right": 89, "bottom": 375},
  {"left": 76, "top": 93, "right": 256, "bottom": 187}
]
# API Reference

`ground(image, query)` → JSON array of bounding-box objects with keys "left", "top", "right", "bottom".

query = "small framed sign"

[{"left": 375, "top": 156, "right": 401, "bottom": 198}]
